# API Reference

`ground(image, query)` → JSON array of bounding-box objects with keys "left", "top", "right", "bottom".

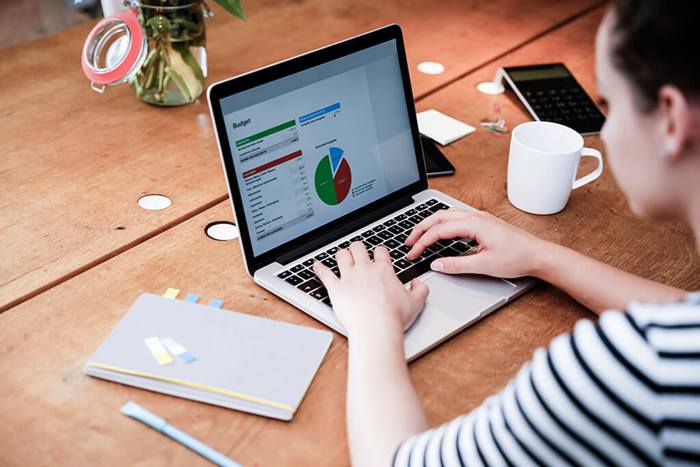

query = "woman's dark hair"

[{"left": 610, "top": 0, "right": 700, "bottom": 111}]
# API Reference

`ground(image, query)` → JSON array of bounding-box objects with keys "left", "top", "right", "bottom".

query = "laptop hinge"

[{"left": 275, "top": 195, "right": 415, "bottom": 265}]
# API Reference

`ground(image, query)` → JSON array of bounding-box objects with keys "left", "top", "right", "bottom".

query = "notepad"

[
  {"left": 417, "top": 109, "right": 475, "bottom": 145},
  {"left": 84, "top": 293, "right": 332, "bottom": 421}
]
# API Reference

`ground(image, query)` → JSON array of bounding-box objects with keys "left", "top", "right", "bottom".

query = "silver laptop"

[{"left": 207, "top": 25, "right": 534, "bottom": 361}]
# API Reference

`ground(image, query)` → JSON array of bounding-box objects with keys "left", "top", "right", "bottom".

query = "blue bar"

[{"left": 298, "top": 102, "right": 341, "bottom": 124}]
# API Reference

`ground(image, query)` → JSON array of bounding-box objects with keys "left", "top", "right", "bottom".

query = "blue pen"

[{"left": 121, "top": 402, "right": 241, "bottom": 467}]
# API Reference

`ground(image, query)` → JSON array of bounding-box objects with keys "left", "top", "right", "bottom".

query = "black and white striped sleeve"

[{"left": 393, "top": 298, "right": 700, "bottom": 467}]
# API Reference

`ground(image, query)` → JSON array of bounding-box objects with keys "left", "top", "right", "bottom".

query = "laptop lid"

[{"left": 208, "top": 24, "right": 427, "bottom": 274}]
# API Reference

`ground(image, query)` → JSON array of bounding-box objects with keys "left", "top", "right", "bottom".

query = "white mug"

[{"left": 507, "top": 121, "right": 603, "bottom": 215}]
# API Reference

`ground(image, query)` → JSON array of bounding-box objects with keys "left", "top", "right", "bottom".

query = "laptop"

[{"left": 207, "top": 24, "right": 535, "bottom": 361}]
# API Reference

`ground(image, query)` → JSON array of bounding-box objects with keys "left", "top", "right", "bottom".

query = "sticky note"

[
  {"left": 145, "top": 337, "right": 173, "bottom": 365},
  {"left": 416, "top": 109, "right": 475, "bottom": 145},
  {"left": 208, "top": 298, "right": 224, "bottom": 309},
  {"left": 162, "top": 337, "right": 197, "bottom": 364},
  {"left": 163, "top": 288, "right": 180, "bottom": 299},
  {"left": 184, "top": 293, "right": 199, "bottom": 303}
]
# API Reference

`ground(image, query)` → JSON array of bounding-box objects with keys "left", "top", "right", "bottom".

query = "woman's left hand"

[{"left": 313, "top": 241, "right": 429, "bottom": 338}]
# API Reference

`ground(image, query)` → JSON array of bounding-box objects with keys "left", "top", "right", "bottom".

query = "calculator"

[{"left": 501, "top": 63, "right": 605, "bottom": 135}]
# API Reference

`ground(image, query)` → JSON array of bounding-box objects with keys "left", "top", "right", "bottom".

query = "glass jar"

[{"left": 130, "top": 0, "right": 208, "bottom": 106}]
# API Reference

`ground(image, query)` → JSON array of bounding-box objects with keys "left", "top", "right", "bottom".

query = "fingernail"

[{"left": 431, "top": 261, "right": 443, "bottom": 272}]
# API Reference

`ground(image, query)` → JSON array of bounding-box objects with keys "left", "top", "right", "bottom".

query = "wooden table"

[
  {"left": 0, "top": 0, "right": 602, "bottom": 311},
  {"left": 2, "top": 1, "right": 698, "bottom": 466}
]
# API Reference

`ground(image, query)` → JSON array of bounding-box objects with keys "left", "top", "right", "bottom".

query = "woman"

[{"left": 313, "top": 1, "right": 700, "bottom": 465}]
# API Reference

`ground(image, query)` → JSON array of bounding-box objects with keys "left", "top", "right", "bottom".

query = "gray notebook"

[{"left": 84, "top": 293, "right": 333, "bottom": 420}]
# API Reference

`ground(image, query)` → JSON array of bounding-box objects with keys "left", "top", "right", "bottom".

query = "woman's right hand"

[{"left": 404, "top": 208, "right": 551, "bottom": 279}]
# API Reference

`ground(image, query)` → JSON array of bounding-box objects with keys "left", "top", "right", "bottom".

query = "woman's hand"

[
  {"left": 313, "top": 242, "right": 429, "bottom": 338},
  {"left": 405, "top": 208, "right": 549, "bottom": 279}
]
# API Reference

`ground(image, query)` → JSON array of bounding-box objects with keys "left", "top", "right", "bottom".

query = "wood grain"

[
  {"left": 0, "top": 0, "right": 603, "bottom": 311},
  {"left": 2, "top": 3, "right": 698, "bottom": 467}
]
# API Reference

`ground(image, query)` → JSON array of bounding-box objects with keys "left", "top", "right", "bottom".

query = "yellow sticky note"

[
  {"left": 145, "top": 337, "right": 173, "bottom": 365},
  {"left": 163, "top": 288, "right": 179, "bottom": 299}
]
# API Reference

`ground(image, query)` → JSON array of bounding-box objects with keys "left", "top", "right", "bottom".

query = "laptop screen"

[{"left": 220, "top": 39, "right": 421, "bottom": 256}]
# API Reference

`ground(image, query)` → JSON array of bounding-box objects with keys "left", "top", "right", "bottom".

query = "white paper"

[{"left": 416, "top": 109, "right": 475, "bottom": 146}]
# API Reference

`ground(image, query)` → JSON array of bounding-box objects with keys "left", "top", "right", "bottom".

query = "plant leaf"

[{"left": 213, "top": 0, "right": 246, "bottom": 20}]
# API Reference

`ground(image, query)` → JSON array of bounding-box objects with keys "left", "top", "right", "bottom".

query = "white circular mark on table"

[
  {"left": 137, "top": 194, "right": 172, "bottom": 211},
  {"left": 205, "top": 221, "right": 239, "bottom": 241},
  {"left": 476, "top": 81, "right": 505, "bottom": 95},
  {"left": 417, "top": 61, "right": 445, "bottom": 75}
]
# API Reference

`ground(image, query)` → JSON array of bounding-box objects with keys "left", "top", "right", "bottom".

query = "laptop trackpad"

[{"left": 403, "top": 273, "right": 514, "bottom": 357}]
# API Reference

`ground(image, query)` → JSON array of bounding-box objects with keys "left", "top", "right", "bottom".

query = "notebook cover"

[{"left": 84, "top": 293, "right": 332, "bottom": 421}]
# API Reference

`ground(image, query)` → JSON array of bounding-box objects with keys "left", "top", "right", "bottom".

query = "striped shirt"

[{"left": 393, "top": 292, "right": 700, "bottom": 466}]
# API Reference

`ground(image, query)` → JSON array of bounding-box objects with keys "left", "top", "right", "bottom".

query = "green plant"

[{"left": 130, "top": 0, "right": 245, "bottom": 105}]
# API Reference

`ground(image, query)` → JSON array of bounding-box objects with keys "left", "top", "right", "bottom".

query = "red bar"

[{"left": 242, "top": 150, "right": 303, "bottom": 178}]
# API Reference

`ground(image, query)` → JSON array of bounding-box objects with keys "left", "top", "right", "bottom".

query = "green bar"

[{"left": 235, "top": 119, "right": 296, "bottom": 148}]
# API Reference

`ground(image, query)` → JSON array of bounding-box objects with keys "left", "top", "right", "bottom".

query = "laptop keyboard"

[{"left": 275, "top": 198, "right": 478, "bottom": 307}]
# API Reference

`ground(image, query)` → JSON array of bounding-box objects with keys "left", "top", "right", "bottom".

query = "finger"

[
  {"left": 406, "top": 279, "right": 429, "bottom": 328},
  {"left": 348, "top": 240, "right": 371, "bottom": 264},
  {"left": 409, "top": 278, "right": 429, "bottom": 303},
  {"left": 335, "top": 247, "right": 354, "bottom": 273},
  {"left": 430, "top": 253, "right": 485, "bottom": 275},
  {"left": 313, "top": 261, "right": 340, "bottom": 288},
  {"left": 404, "top": 209, "right": 473, "bottom": 246},
  {"left": 406, "top": 220, "right": 479, "bottom": 260},
  {"left": 373, "top": 245, "right": 391, "bottom": 265}
]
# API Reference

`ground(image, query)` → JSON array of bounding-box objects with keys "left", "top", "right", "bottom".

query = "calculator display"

[{"left": 508, "top": 65, "right": 570, "bottom": 81}]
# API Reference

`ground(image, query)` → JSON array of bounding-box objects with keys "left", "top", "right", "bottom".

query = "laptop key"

[
  {"left": 302, "top": 258, "right": 315, "bottom": 267},
  {"left": 398, "top": 220, "right": 414, "bottom": 230},
  {"left": 395, "top": 258, "right": 411, "bottom": 269},
  {"left": 396, "top": 214, "right": 407, "bottom": 221},
  {"left": 417, "top": 211, "right": 432, "bottom": 220},
  {"left": 310, "top": 287, "right": 328, "bottom": 300},
  {"left": 298, "top": 269, "right": 315, "bottom": 280},
  {"left": 291, "top": 264, "right": 304, "bottom": 273},
  {"left": 451, "top": 242, "right": 469, "bottom": 253},
  {"left": 277, "top": 270, "right": 292, "bottom": 279},
  {"left": 428, "top": 202, "right": 450, "bottom": 212},
  {"left": 383, "top": 219, "right": 396, "bottom": 227},
  {"left": 339, "top": 241, "right": 351, "bottom": 249},
  {"left": 362, "top": 230, "right": 374, "bottom": 238},
  {"left": 395, "top": 233, "right": 408, "bottom": 243},
  {"left": 377, "top": 231, "right": 392, "bottom": 240},
  {"left": 314, "top": 252, "right": 328, "bottom": 260},
  {"left": 426, "top": 198, "right": 438, "bottom": 206},
  {"left": 467, "top": 239, "right": 479, "bottom": 248},
  {"left": 441, "top": 246, "right": 461, "bottom": 257},
  {"left": 406, "top": 209, "right": 417, "bottom": 216},
  {"left": 298, "top": 278, "right": 321, "bottom": 293},
  {"left": 322, "top": 258, "right": 337, "bottom": 268},
  {"left": 350, "top": 235, "right": 363, "bottom": 242},
  {"left": 390, "top": 250, "right": 403, "bottom": 260},
  {"left": 285, "top": 275, "right": 303, "bottom": 286},
  {"left": 384, "top": 239, "right": 401, "bottom": 249},
  {"left": 327, "top": 246, "right": 339, "bottom": 255},
  {"left": 398, "top": 245, "right": 410, "bottom": 254},
  {"left": 388, "top": 226, "right": 403, "bottom": 235},
  {"left": 321, "top": 297, "right": 332, "bottom": 307},
  {"left": 408, "top": 215, "right": 423, "bottom": 224},
  {"left": 374, "top": 224, "right": 386, "bottom": 232},
  {"left": 416, "top": 204, "right": 428, "bottom": 211},
  {"left": 367, "top": 236, "right": 382, "bottom": 246},
  {"left": 331, "top": 266, "right": 340, "bottom": 276},
  {"left": 397, "top": 258, "right": 433, "bottom": 283}
]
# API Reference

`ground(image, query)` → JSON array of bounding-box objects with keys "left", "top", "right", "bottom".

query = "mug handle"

[{"left": 572, "top": 148, "right": 604, "bottom": 190}]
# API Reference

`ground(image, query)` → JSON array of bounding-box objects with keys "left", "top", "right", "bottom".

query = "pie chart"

[{"left": 314, "top": 146, "right": 351, "bottom": 205}]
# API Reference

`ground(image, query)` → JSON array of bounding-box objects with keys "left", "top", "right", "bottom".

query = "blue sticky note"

[
  {"left": 208, "top": 298, "right": 224, "bottom": 309},
  {"left": 184, "top": 293, "right": 199, "bottom": 303},
  {"left": 179, "top": 352, "right": 197, "bottom": 364}
]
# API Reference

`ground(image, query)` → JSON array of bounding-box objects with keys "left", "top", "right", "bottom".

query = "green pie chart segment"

[{"left": 315, "top": 149, "right": 351, "bottom": 205}]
